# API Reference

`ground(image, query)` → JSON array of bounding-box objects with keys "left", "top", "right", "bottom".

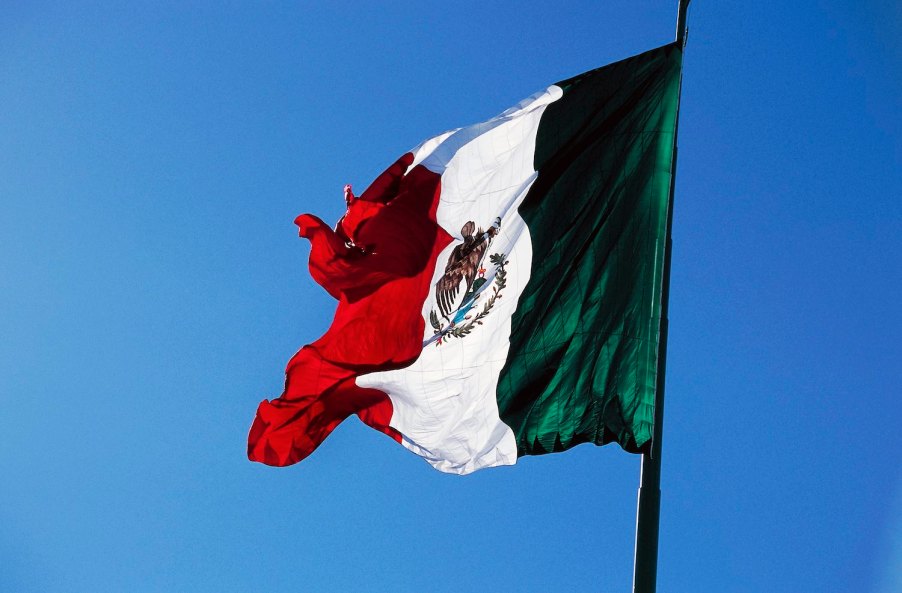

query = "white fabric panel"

[{"left": 356, "top": 86, "right": 563, "bottom": 474}]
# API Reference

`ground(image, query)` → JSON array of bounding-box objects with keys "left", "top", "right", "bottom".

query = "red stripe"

[{"left": 248, "top": 155, "right": 451, "bottom": 466}]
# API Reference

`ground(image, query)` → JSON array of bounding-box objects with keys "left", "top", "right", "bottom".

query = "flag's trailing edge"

[{"left": 248, "top": 43, "right": 683, "bottom": 474}]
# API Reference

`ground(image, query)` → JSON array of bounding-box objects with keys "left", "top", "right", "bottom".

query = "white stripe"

[{"left": 356, "top": 85, "right": 563, "bottom": 474}]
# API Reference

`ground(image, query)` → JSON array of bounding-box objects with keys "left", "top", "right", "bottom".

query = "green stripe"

[{"left": 497, "top": 43, "right": 683, "bottom": 456}]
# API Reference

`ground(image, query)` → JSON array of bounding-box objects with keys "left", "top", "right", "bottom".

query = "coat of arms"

[{"left": 424, "top": 217, "right": 508, "bottom": 347}]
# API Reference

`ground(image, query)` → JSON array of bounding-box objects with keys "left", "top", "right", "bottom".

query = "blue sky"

[{"left": 2, "top": 2, "right": 900, "bottom": 592}]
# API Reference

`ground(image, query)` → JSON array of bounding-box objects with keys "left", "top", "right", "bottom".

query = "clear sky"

[{"left": 2, "top": 2, "right": 900, "bottom": 592}]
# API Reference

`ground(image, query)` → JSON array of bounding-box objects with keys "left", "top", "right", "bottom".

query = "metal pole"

[
  {"left": 676, "top": 0, "right": 690, "bottom": 47},
  {"left": 632, "top": 2, "right": 690, "bottom": 592}
]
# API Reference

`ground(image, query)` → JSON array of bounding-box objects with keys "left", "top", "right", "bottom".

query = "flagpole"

[{"left": 632, "top": 2, "right": 690, "bottom": 593}]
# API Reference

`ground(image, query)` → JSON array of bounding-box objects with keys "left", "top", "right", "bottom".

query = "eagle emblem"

[{"left": 424, "top": 217, "right": 508, "bottom": 347}]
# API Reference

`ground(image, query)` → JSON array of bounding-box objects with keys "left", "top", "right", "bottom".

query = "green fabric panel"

[{"left": 497, "top": 43, "right": 682, "bottom": 456}]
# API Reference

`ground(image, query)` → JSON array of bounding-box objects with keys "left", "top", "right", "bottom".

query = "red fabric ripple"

[{"left": 248, "top": 154, "right": 452, "bottom": 466}]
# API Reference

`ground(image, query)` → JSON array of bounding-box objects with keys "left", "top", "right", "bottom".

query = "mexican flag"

[{"left": 248, "top": 43, "right": 683, "bottom": 474}]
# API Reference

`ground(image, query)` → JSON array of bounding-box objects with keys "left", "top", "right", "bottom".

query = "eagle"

[{"left": 435, "top": 218, "right": 501, "bottom": 318}]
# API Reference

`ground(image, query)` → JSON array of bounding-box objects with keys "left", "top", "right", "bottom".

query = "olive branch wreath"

[{"left": 429, "top": 253, "right": 508, "bottom": 343}]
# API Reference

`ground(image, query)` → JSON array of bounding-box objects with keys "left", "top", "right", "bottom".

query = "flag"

[{"left": 248, "top": 42, "right": 683, "bottom": 475}]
